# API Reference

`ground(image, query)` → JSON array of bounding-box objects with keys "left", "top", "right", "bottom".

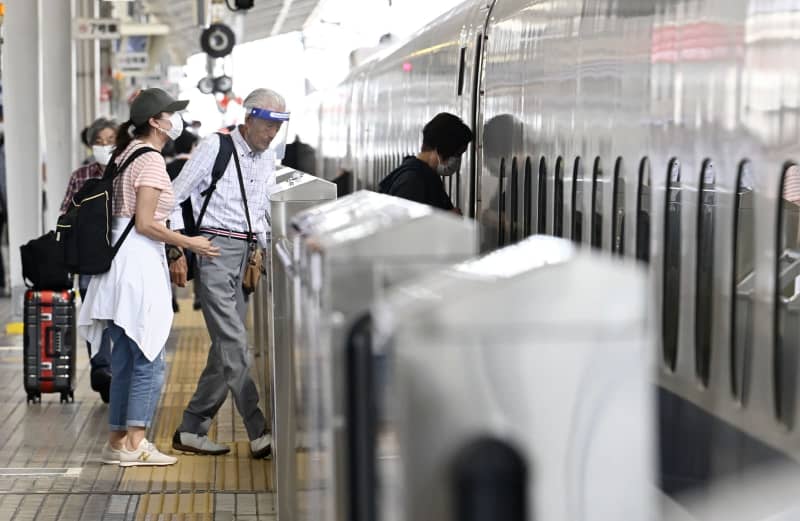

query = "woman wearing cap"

[{"left": 78, "top": 88, "right": 219, "bottom": 467}]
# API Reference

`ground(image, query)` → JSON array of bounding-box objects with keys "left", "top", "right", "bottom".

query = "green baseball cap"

[{"left": 130, "top": 88, "right": 189, "bottom": 126}]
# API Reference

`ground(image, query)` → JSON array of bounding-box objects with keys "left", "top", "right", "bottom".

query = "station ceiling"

[{"left": 142, "top": 0, "right": 319, "bottom": 62}]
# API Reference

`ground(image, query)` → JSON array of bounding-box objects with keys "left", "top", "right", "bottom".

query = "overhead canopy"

[{"left": 142, "top": 0, "right": 320, "bottom": 63}]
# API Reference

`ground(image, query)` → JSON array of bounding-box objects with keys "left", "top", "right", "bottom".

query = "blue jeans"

[
  {"left": 107, "top": 323, "right": 166, "bottom": 431},
  {"left": 79, "top": 275, "right": 112, "bottom": 372}
]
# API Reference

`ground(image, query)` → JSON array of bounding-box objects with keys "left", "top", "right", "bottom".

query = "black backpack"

[
  {"left": 56, "top": 147, "right": 158, "bottom": 275},
  {"left": 176, "top": 133, "right": 234, "bottom": 281},
  {"left": 20, "top": 231, "right": 72, "bottom": 290}
]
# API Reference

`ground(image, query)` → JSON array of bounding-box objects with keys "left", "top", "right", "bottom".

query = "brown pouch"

[{"left": 242, "top": 246, "right": 263, "bottom": 294}]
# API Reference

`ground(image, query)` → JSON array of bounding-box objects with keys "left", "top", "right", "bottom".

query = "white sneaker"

[
  {"left": 250, "top": 432, "right": 272, "bottom": 459},
  {"left": 172, "top": 430, "right": 230, "bottom": 455},
  {"left": 119, "top": 438, "right": 178, "bottom": 467},
  {"left": 100, "top": 442, "right": 121, "bottom": 464}
]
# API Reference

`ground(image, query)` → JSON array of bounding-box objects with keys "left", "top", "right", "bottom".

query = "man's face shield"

[{"left": 248, "top": 107, "right": 290, "bottom": 160}]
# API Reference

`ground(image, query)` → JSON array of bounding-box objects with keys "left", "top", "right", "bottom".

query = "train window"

[
  {"left": 499, "top": 157, "right": 507, "bottom": 246},
  {"left": 731, "top": 160, "right": 754, "bottom": 401},
  {"left": 554, "top": 157, "right": 564, "bottom": 237},
  {"left": 510, "top": 157, "right": 519, "bottom": 242},
  {"left": 612, "top": 158, "right": 625, "bottom": 255},
  {"left": 663, "top": 158, "right": 682, "bottom": 371},
  {"left": 591, "top": 157, "right": 604, "bottom": 249},
  {"left": 775, "top": 163, "right": 800, "bottom": 426},
  {"left": 695, "top": 160, "right": 716, "bottom": 386},
  {"left": 572, "top": 157, "right": 583, "bottom": 243},
  {"left": 523, "top": 157, "right": 533, "bottom": 237},
  {"left": 636, "top": 158, "right": 652, "bottom": 263},
  {"left": 457, "top": 47, "right": 467, "bottom": 96},
  {"left": 538, "top": 157, "right": 547, "bottom": 233}
]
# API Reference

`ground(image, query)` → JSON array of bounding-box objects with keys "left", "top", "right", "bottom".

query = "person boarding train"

[
  {"left": 379, "top": 112, "right": 473, "bottom": 213},
  {"left": 167, "top": 88, "right": 289, "bottom": 459}
]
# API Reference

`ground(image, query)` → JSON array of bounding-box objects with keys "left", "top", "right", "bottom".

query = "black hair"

[
  {"left": 421, "top": 112, "right": 474, "bottom": 159},
  {"left": 114, "top": 114, "right": 162, "bottom": 160},
  {"left": 80, "top": 127, "right": 91, "bottom": 149},
  {"left": 173, "top": 130, "right": 198, "bottom": 155}
]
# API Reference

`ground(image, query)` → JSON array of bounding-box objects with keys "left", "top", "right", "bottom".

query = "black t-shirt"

[
  {"left": 166, "top": 157, "right": 187, "bottom": 181},
  {"left": 378, "top": 156, "right": 454, "bottom": 211}
]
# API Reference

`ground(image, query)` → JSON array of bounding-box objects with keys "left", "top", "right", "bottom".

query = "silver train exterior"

[{"left": 301, "top": 0, "right": 800, "bottom": 503}]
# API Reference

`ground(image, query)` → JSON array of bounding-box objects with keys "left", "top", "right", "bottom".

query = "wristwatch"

[{"left": 166, "top": 244, "right": 184, "bottom": 262}]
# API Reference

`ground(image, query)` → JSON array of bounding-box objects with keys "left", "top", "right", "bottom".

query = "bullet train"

[{"left": 301, "top": 0, "right": 800, "bottom": 515}]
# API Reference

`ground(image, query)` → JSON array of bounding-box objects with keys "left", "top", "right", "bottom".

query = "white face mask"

[
  {"left": 92, "top": 144, "right": 115, "bottom": 166},
  {"left": 158, "top": 113, "right": 183, "bottom": 141},
  {"left": 437, "top": 155, "right": 462, "bottom": 176}
]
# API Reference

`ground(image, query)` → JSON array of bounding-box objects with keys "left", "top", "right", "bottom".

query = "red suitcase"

[{"left": 23, "top": 289, "right": 76, "bottom": 403}]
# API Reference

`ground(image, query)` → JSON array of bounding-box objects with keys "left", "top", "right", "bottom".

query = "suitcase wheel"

[
  {"left": 60, "top": 391, "right": 74, "bottom": 404},
  {"left": 27, "top": 393, "right": 41, "bottom": 404}
]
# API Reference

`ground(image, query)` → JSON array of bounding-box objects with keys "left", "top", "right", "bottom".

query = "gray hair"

[
  {"left": 88, "top": 117, "right": 118, "bottom": 144},
  {"left": 243, "top": 88, "right": 286, "bottom": 114}
]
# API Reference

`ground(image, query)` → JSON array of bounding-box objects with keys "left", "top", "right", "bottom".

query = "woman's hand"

[{"left": 186, "top": 236, "right": 219, "bottom": 257}]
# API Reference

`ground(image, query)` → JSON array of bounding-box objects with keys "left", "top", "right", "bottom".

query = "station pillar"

[
  {"left": 2, "top": 0, "right": 44, "bottom": 313},
  {"left": 41, "top": 0, "right": 76, "bottom": 230}
]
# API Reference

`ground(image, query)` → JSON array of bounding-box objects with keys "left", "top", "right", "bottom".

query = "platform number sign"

[{"left": 73, "top": 18, "right": 121, "bottom": 40}]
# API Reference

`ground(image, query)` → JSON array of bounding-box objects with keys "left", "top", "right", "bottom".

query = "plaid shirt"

[{"left": 59, "top": 162, "right": 104, "bottom": 214}]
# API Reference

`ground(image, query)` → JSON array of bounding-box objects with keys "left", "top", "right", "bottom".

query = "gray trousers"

[{"left": 179, "top": 235, "right": 267, "bottom": 441}]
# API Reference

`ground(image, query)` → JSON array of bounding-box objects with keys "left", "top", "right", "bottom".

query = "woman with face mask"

[
  {"left": 78, "top": 88, "right": 219, "bottom": 467},
  {"left": 60, "top": 118, "right": 118, "bottom": 215},
  {"left": 58, "top": 117, "right": 119, "bottom": 403},
  {"left": 378, "top": 112, "right": 473, "bottom": 213}
]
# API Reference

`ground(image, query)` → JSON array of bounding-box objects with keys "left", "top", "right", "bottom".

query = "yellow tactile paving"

[
  {"left": 121, "top": 298, "right": 273, "bottom": 497},
  {"left": 134, "top": 492, "right": 213, "bottom": 520}
]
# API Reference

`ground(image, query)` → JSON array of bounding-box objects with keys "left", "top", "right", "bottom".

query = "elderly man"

[{"left": 168, "top": 88, "right": 288, "bottom": 458}]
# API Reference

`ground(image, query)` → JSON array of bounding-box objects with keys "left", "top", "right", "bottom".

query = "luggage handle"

[{"left": 44, "top": 326, "right": 60, "bottom": 358}]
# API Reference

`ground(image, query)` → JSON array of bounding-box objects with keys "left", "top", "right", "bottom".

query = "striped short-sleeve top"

[{"left": 112, "top": 140, "right": 175, "bottom": 223}]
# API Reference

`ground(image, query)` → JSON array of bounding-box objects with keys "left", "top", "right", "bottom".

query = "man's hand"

[{"left": 170, "top": 255, "right": 188, "bottom": 287}]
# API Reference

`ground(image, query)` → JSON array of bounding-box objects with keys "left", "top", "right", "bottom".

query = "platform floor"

[{"left": 0, "top": 297, "right": 275, "bottom": 520}]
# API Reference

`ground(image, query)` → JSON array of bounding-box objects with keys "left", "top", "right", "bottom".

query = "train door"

[{"left": 456, "top": 3, "right": 494, "bottom": 220}]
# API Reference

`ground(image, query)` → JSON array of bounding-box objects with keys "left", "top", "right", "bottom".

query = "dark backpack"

[
  {"left": 20, "top": 231, "right": 72, "bottom": 290},
  {"left": 177, "top": 133, "right": 234, "bottom": 281},
  {"left": 56, "top": 147, "right": 158, "bottom": 275}
]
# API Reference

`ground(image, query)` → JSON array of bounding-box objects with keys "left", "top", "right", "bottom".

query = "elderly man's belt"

[{"left": 199, "top": 227, "right": 255, "bottom": 241}]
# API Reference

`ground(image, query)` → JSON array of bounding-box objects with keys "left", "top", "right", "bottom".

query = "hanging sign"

[
  {"left": 73, "top": 18, "right": 121, "bottom": 40},
  {"left": 115, "top": 52, "right": 149, "bottom": 72}
]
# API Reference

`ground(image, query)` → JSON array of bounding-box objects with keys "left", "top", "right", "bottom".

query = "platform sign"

[
  {"left": 73, "top": 18, "right": 121, "bottom": 40},
  {"left": 116, "top": 52, "right": 148, "bottom": 70}
]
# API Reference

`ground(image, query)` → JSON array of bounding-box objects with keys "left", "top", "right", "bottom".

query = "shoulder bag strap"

[
  {"left": 195, "top": 133, "right": 235, "bottom": 232},
  {"left": 111, "top": 146, "right": 159, "bottom": 253},
  {"left": 230, "top": 143, "right": 254, "bottom": 242}
]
